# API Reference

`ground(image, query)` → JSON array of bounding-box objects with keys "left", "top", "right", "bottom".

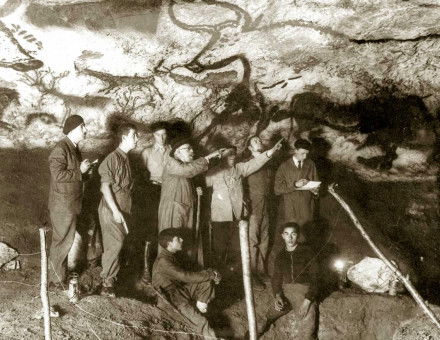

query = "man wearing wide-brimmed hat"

[
  {"left": 48, "top": 115, "right": 91, "bottom": 288},
  {"left": 157, "top": 138, "right": 223, "bottom": 251}
]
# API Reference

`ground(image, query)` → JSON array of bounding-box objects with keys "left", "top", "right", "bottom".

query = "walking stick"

[
  {"left": 39, "top": 228, "right": 52, "bottom": 340},
  {"left": 208, "top": 221, "right": 213, "bottom": 266},
  {"left": 328, "top": 183, "right": 440, "bottom": 330},
  {"left": 195, "top": 187, "right": 204, "bottom": 267},
  {"left": 239, "top": 220, "right": 258, "bottom": 340},
  {"left": 141, "top": 241, "right": 152, "bottom": 284}
]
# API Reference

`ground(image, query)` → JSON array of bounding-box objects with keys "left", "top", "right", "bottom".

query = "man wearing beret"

[
  {"left": 157, "top": 138, "right": 223, "bottom": 259},
  {"left": 48, "top": 115, "right": 91, "bottom": 287}
]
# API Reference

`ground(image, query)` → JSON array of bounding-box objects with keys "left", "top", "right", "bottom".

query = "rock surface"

[
  {"left": 0, "top": 241, "right": 18, "bottom": 267},
  {"left": 318, "top": 291, "right": 440, "bottom": 340}
]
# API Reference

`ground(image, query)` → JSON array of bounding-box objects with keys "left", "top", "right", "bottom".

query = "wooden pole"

[
  {"left": 39, "top": 228, "right": 52, "bottom": 340},
  {"left": 328, "top": 183, "right": 440, "bottom": 330},
  {"left": 141, "top": 241, "right": 152, "bottom": 284},
  {"left": 238, "top": 220, "right": 258, "bottom": 340},
  {"left": 195, "top": 188, "right": 204, "bottom": 267},
  {"left": 144, "top": 241, "right": 151, "bottom": 271}
]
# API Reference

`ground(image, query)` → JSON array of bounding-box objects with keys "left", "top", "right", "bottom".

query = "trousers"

[
  {"left": 211, "top": 221, "right": 240, "bottom": 268},
  {"left": 163, "top": 280, "right": 216, "bottom": 338},
  {"left": 265, "top": 283, "right": 316, "bottom": 340},
  {"left": 98, "top": 200, "right": 126, "bottom": 287},
  {"left": 248, "top": 195, "right": 270, "bottom": 274},
  {"left": 49, "top": 208, "right": 77, "bottom": 283}
]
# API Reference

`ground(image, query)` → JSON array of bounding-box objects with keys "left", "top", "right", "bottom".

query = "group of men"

[{"left": 48, "top": 115, "right": 320, "bottom": 338}]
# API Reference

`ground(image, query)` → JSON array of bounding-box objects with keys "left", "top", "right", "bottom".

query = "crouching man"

[
  {"left": 152, "top": 228, "right": 221, "bottom": 338},
  {"left": 264, "top": 222, "right": 318, "bottom": 338}
]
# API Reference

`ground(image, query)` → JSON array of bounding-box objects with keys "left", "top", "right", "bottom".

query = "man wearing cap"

[
  {"left": 98, "top": 123, "right": 138, "bottom": 297},
  {"left": 48, "top": 115, "right": 91, "bottom": 287},
  {"left": 272, "top": 139, "right": 319, "bottom": 253},
  {"left": 205, "top": 140, "right": 282, "bottom": 286},
  {"left": 141, "top": 122, "right": 171, "bottom": 281},
  {"left": 157, "top": 138, "right": 222, "bottom": 241}
]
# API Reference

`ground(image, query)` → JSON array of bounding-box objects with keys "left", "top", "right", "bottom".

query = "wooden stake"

[
  {"left": 328, "top": 183, "right": 440, "bottom": 330},
  {"left": 195, "top": 188, "right": 204, "bottom": 267},
  {"left": 144, "top": 241, "right": 151, "bottom": 271},
  {"left": 238, "top": 220, "right": 258, "bottom": 340},
  {"left": 39, "top": 228, "right": 52, "bottom": 340}
]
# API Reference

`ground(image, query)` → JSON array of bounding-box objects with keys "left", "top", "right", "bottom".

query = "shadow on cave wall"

[
  {"left": 203, "top": 83, "right": 438, "bottom": 172},
  {"left": 26, "top": 0, "right": 163, "bottom": 33}
]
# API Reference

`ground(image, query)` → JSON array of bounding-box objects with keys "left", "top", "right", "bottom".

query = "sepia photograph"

[{"left": 0, "top": 0, "right": 439, "bottom": 339}]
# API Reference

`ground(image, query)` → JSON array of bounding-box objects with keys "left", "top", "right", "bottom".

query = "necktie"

[{"left": 298, "top": 161, "right": 302, "bottom": 169}]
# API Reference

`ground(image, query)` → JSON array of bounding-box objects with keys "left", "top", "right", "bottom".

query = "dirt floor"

[{"left": 0, "top": 147, "right": 439, "bottom": 339}]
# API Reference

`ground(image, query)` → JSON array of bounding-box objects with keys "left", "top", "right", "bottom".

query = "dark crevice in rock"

[{"left": 350, "top": 33, "right": 440, "bottom": 44}]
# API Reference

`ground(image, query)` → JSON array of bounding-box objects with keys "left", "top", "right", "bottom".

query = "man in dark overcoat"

[{"left": 48, "top": 115, "right": 91, "bottom": 286}]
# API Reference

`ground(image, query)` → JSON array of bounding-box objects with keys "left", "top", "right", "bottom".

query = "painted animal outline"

[{"left": 0, "top": 0, "right": 43, "bottom": 71}]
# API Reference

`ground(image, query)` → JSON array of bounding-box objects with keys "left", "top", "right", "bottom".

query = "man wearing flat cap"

[
  {"left": 48, "top": 115, "right": 91, "bottom": 287},
  {"left": 157, "top": 138, "right": 223, "bottom": 259}
]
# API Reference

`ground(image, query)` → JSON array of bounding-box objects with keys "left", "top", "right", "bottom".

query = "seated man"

[
  {"left": 265, "top": 222, "right": 318, "bottom": 338},
  {"left": 152, "top": 228, "right": 221, "bottom": 338}
]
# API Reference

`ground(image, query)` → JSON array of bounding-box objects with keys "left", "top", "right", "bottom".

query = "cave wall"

[
  {"left": 0, "top": 0, "right": 439, "bottom": 151},
  {"left": 0, "top": 0, "right": 439, "bottom": 278}
]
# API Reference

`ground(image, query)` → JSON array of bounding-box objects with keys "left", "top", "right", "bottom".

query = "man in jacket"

[
  {"left": 205, "top": 140, "right": 282, "bottom": 282},
  {"left": 264, "top": 222, "right": 318, "bottom": 339},
  {"left": 141, "top": 121, "right": 171, "bottom": 282},
  {"left": 244, "top": 136, "right": 276, "bottom": 281},
  {"left": 98, "top": 123, "right": 138, "bottom": 297},
  {"left": 48, "top": 115, "right": 91, "bottom": 287},
  {"left": 273, "top": 138, "right": 319, "bottom": 243},
  {"left": 152, "top": 228, "right": 221, "bottom": 338},
  {"left": 157, "top": 138, "right": 223, "bottom": 256}
]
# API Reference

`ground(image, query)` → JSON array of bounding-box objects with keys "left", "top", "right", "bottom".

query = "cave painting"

[
  {"left": 0, "top": 22, "right": 43, "bottom": 72},
  {"left": 0, "top": 0, "right": 42, "bottom": 71}
]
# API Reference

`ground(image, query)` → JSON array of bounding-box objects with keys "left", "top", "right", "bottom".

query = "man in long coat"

[
  {"left": 157, "top": 138, "right": 222, "bottom": 246},
  {"left": 48, "top": 115, "right": 91, "bottom": 286},
  {"left": 274, "top": 139, "right": 319, "bottom": 227}
]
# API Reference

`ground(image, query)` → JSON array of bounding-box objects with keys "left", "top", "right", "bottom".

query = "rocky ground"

[{"left": 1, "top": 148, "right": 440, "bottom": 339}]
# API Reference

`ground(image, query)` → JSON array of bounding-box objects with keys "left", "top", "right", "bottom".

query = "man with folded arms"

[{"left": 152, "top": 228, "right": 221, "bottom": 338}]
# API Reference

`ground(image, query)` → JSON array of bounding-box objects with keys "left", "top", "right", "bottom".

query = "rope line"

[
  {"left": 18, "top": 251, "right": 41, "bottom": 256},
  {"left": 289, "top": 206, "right": 341, "bottom": 283},
  {"left": 0, "top": 280, "right": 40, "bottom": 287},
  {"left": 87, "top": 323, "right": 103, "bottom": 340},
  {"left": 48, "top": 260, "right": 219, "bottom": 339}
]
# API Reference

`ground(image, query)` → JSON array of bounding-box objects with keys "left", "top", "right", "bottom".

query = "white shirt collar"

[
  {"left": 67, "top": 135, "right": 77, "bottom": 148},
  {"left": 153, "top": 143, "right": 167, "bottom": 152},
  {"left": 292, "top": 156, "right": 300, "bottom": 167}
]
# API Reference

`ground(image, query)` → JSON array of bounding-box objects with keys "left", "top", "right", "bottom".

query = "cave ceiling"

[{"left": 0, "top": 0, "right": 438, "bottom": 180}]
